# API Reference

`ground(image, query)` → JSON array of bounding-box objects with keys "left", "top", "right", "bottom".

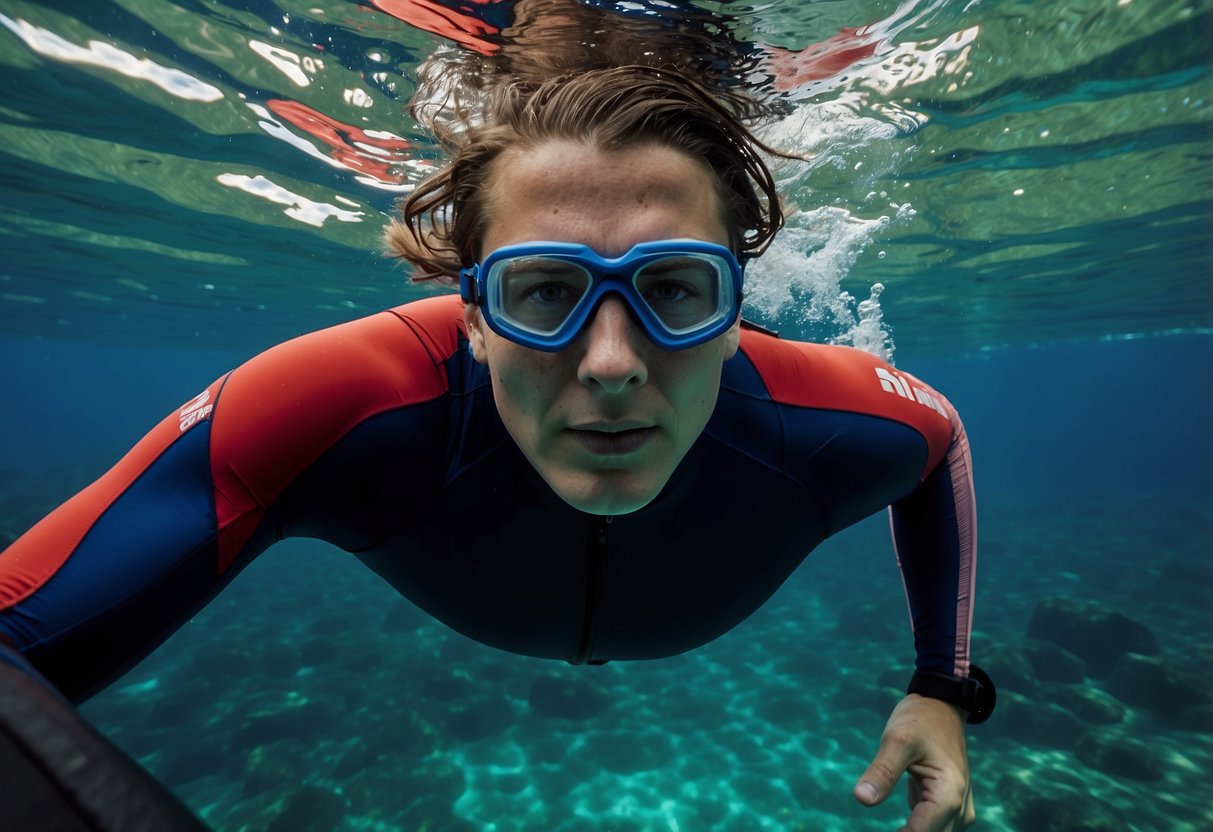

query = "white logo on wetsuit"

[
  {"left": 178, "top": 389, "right": 214, "bottom": 433},
  {"left": 875, "top": 368, "right": 947, "bottom": 418}
]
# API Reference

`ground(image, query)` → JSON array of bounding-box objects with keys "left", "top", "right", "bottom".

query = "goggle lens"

[
  {"left": 463, "top": 240, "right": 745, "bottom": 351},
  {"left": 496, "top": 258, "right": 593, "bottom": 336},
  {"left": 634, "top": 256, "right": 726, "bottom": 334}
]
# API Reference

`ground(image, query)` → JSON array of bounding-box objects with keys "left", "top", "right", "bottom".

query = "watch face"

[{"left": 965, "top": 665, "right": 997, "bottom": 724}]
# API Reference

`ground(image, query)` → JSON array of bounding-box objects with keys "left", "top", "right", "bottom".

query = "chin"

[
  {"left": 551, "top": 475, "right": 666, "bottom": 517},
  {"left": 570, "top": 495, "right": 653, "bottom": 517}
]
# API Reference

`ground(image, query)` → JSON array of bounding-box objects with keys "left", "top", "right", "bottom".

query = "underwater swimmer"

[{"left": 0, "top": 67, "right": 993, "bottom": 831}]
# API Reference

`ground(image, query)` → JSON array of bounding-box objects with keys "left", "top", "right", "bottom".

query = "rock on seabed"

[{"left": 1027, "top": 597, "right": 1157, "bottom": 677}]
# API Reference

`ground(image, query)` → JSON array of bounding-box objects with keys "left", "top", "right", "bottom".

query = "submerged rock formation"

[{"left": 1027, "top": 597, "right": 1157, "bottom": 677}]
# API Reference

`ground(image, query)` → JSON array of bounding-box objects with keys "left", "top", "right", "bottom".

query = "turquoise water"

[{"left": 1, "top": 0, "right": 1211, "bottom": 830}]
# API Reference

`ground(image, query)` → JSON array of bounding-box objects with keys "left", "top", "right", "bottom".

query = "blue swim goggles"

[{"left": 459, "top": 239, "right": 746, "bottom": 352}]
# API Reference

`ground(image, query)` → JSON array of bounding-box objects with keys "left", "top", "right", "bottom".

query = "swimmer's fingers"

[
  {"left": 854, "top": 694, "right": 972, "bottom": 832},
  {"left": 902, "top": 769, "right": 972, "bottom": 832}
]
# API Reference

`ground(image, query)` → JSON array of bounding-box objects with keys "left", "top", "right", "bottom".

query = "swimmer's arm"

[
  {"left": 0, "top": 373, "right": 243, "bottom": 702},
  {"left": 887, "top": 396, "right": 977, "bottom": 679},
  {"left": 853, "top": 397, "right": 978, "bottom": 829},
  {"left": 0, "top": 308, "right": 452, "bottom": 702}
]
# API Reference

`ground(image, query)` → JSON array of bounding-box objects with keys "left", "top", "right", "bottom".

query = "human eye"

[
  {"left": 502, "top": 260, "right": 584, "bottom": 303},
  {"left": 644, "top": 279, "right": 696, "bottom": 304},
  {"left": 638, "top": 258, "right": 714, "bottom": 306},
  {"left": 497, "top": 258, "right": 589, "bottom": 331},
  {"left": 636, "top": 257, "right": 721, "bottom": 325},
  {"left": 522, "top": 279, "right": 580, "bottom": 305}
]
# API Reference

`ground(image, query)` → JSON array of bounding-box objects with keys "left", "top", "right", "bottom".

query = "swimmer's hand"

[{"left": 853, "top": 694, "right": 975, "bottom": 831}]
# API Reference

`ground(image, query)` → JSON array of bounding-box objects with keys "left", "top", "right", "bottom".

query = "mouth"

[{"left": 567, "top": 424, "right": 658, "bottom": 455}]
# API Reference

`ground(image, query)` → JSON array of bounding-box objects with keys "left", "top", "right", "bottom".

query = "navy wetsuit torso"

[{"left": 0, "top": 296, "right": 976, "bottom": 701}]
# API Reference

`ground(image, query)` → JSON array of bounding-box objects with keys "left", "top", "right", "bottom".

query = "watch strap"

[{"left": 906, "top": 664, "right": 996, "bottom": 725}]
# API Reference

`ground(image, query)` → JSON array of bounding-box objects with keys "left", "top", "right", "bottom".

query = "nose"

[{"left": 577, "top": 296, "right": 649, "bottom": 393}]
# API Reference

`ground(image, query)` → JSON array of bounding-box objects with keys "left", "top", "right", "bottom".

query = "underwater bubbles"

[
  {"left": 744, "top": 206, "right": 909, "bottom": 363},
  {"left": 745, "top": 79, "right": 921, "bottom": 363}
]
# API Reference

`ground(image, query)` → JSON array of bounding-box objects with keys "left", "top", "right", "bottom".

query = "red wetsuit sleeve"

[
  {"left": 0, "top": 296, "right": 464, "bottom": 700},
  {"left": 0, "top": 376, "right": 226, "bottom": 612},
  {"left": 208, "top": 300, "right": 455, "bottom": 573},
  {"left": 739, "top": 331, "right": 978, "bottom": 678}
]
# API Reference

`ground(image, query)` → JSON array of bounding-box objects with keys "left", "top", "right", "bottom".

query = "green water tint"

[{"left": 0, "top": 0, "right": 1209, "bottom": 352}]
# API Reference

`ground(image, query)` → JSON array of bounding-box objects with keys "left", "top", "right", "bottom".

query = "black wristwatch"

[{"left": 906, "top": 664, "right": 997, "bottom": 725}]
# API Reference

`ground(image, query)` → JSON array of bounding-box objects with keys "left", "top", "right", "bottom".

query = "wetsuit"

[{"left": 0, "top": 295, "right": 976, "bottom": 704}]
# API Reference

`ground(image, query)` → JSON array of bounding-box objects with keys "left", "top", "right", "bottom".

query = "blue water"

[
  {"left": 2, "top": 319, "right": 1208, "bottom": 832},
  {"left": 1, "top": 0, "right": 1211, "bottom": 829}
]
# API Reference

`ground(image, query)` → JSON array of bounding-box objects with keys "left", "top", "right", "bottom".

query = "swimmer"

[{"left": 0, "top": 66, "right": 993, "bottom": 831}]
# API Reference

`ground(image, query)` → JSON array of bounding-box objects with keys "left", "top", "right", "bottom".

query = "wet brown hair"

[{"left": 384, "top": 64, "right": 787, "bottom": 284}]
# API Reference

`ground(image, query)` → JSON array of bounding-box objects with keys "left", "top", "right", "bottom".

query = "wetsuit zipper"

[{"left": 572, "top": 515, "right": 611, "bottom": 665}]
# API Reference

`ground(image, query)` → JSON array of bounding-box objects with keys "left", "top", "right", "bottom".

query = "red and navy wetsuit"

[{"left": 0, "top": 295, "right": 976, "bottom": 703}]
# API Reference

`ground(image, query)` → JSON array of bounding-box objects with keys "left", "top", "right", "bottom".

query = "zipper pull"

[{"left": 596, "top": 515, "right": 613, "bottom": 546}]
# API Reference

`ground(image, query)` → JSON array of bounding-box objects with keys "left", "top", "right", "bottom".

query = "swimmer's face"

[{"left": 464, "top": 140, "right": 740, "bottom": 515}]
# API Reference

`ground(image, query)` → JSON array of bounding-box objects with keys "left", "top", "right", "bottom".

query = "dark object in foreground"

[{"left": 0, "top": 648, "right": 210, "bottom": 832}]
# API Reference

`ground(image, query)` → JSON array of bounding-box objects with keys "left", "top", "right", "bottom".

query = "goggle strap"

[{"left": 458, "top": 266, "right": 478, "bottom": 303}]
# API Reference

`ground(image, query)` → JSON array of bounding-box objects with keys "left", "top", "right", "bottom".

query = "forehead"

[{"left": 481, "top": 140, "right": 728, "bottom": 256}]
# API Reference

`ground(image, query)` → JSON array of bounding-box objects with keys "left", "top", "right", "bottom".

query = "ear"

[
  {"left": 722, "top": 318, "right": 741, "bottom": 360},
  {"left": 462, "top": 302, "right": 489, "bottom": 365}
]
